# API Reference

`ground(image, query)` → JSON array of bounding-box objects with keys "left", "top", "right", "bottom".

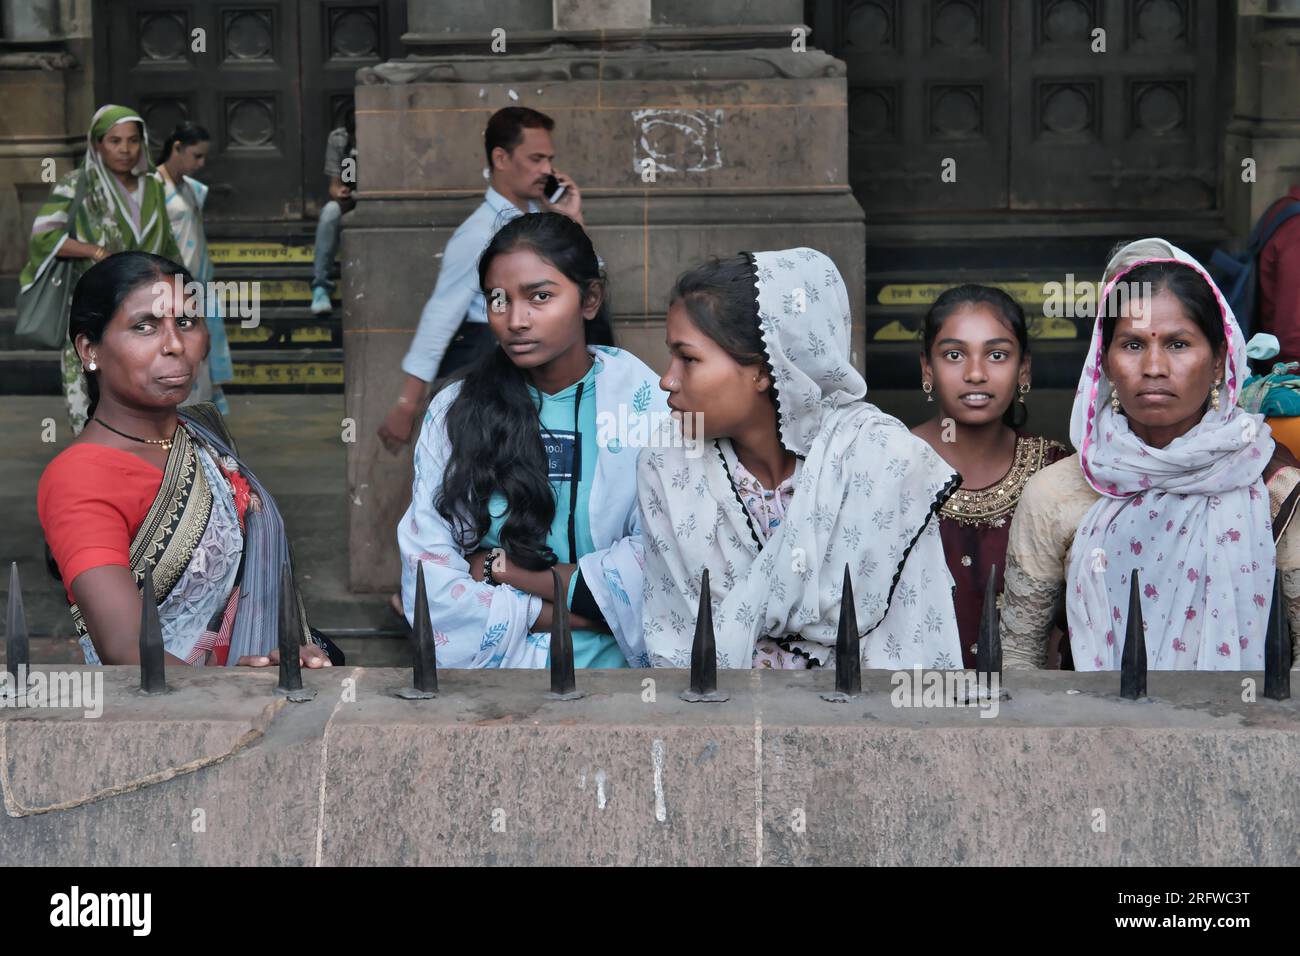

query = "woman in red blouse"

[{"left": 38, "top": 251, "right": 334, "bottom": 668}]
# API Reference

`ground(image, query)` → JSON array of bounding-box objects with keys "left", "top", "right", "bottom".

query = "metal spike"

[
  {"left": 975, "top": 565, "right": 1001, "bottom": 677},
  {"left": 1264, "top": 570, "right": 1292, "bottom": 701},
  {"left": 546, "top": 568, "right": 583, "bottom": 700},
  {"left": 138, "top": 564, "right": 167, "bottom": 695},
  {"left": 396, "top": 564, "right": 439, "bottom": 700},
  {"left": 821, "top": 564, "right": 860, "bottom": 702},
  {"left": 6, "top": 562, "right": 29, "bottom": 687},
  {"left": 681, "top": 568, "right": 728, "bottom": 702},
  {"left": 277, "top": 564, "right": 316, "bottom": 701},
  {"left": 1120, "top": 569, "right": 1147, "bottom": 700},
  {"left": 972, "top": 564, "right": 1009, "bottom": 704}
]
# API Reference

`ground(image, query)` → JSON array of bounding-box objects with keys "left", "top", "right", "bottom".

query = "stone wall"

[
  {"left": 0, "top": 0, "right": 96, "bottom": 285},
  {"left": 1224, "top": 1, "right": 1300, "bottom": 234},
  {"left": 2, "top": 667, "right": 1297, "bottom": 865}
]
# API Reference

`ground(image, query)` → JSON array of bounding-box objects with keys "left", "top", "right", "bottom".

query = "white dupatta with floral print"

[
  {"left": 1064, "top": 246, "right": 1275, "bottom": 670},
  {"left": 639, "top": 248, "right": 963, "bottom": 669}
]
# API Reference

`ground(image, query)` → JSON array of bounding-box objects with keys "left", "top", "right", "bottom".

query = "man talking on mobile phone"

[{"left": 378, "top": 106, "right": 586, "bottom": 453}]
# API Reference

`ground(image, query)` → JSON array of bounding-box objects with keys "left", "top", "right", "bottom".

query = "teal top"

[{"left": 481, "top": 359, "right": 627, "bottom": 668}]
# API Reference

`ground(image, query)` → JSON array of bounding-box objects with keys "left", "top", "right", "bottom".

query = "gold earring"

[
  {"left": 922, "top": 380, "right": 933, "bottom": 402},
  {"left": 87, "top": 358, "right": 97, "bottom": 371},
  {"left": 1111, "top": 393, "right": 1120, "bottom": 413},
  {"left": 1210, "top": 379, "right": 1221, "bottom": 412}
]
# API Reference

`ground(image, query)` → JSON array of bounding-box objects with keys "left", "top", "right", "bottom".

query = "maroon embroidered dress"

[{"left": 939, "top": 434, "right": 1069, "bottom": 666}]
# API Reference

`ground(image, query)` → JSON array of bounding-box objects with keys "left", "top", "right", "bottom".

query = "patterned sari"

[
  {"left": 70, "top": 403, "right": 312, "bottom": 666},
  {"left": 18, "top": 104, "right": 182, "bottom": 433}
]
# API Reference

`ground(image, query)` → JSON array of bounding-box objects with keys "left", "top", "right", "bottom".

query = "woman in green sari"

[{"left": 19, "top": 104, "right": 182, "bottom": 433}]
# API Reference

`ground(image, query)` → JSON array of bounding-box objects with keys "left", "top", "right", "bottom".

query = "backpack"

[{"left": 1210, "top": 198, "right": 1300, "bottom": 339}]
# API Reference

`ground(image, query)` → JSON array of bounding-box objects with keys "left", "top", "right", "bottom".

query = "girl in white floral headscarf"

[{"left": 639, "top": 249, "right": 963, "bottom": 669}]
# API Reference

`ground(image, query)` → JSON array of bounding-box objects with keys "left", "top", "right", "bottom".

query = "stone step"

[
  {"left": 0, "top": 348, "right": 60, "bottom": 393},
  {"left": 0, "top": 306, "right": 340, "bottom": 350},
  {"left": 208, "top": 239, "right": 319, "bottom": 267},
  {"left": 225, "top": 348, "right": 343, "bottom": 391},
  {"left": 0, "top": 343, "right": 343, "bottom": 394}
]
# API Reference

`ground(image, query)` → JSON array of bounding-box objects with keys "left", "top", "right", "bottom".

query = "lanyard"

[{"left": 568, "top": 382, "right": 583, "bottom": 563}]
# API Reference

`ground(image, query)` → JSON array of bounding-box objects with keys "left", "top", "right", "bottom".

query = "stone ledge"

[
  {"left": 360, "top": 46, "right": 843, "bottom": 85},
  {"left": 0, "top": 668, "right": 1295, "bottom": 865}
]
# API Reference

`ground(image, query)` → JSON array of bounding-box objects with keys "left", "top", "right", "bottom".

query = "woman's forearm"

[
  {"left": 529, "top": 600, "right": 607, "bottom": 634},
  {"left": 503, "top": 562, "right": 579, "bottom": 601},
  {"left": 59, "top": 238, "right": 105, "bottom": 260}
]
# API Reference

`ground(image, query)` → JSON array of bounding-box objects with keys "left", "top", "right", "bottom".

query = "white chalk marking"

[
  {"left": 753, "top": 669, "right": 763, "bottom": 867},
  {"left": 595, "top": 769, "right": 607, "bottom": 810},
  {"left": 314, "top": 670, "right": 358, "bottom": 867},
  {"left": 651, "top": 738, "right": 666, "bottom": 822}
]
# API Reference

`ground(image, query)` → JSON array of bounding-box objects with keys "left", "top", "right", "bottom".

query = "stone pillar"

[
  {"left": 343, "top": 0, "right": 863, "bottom": 591},
  {"left": 0, "top": 0, "right": 95, "bottom": 292},
  {"left": 1224, "top": 0, "right": 1300, "bottom": 235}
]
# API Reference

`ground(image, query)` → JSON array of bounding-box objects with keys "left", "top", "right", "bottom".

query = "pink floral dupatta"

[{"left": 1064, "top": 247, "right": 1275, "bottom": 670}]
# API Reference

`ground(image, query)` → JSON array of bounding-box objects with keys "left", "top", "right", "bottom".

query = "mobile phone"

[{"left": 544, "top": 173, "right": 566, "bottom": 205}]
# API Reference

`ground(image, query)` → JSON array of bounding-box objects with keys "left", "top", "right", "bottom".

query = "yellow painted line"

[
  {"left": 872, "top": 321, "right": 923, "bottom": 341},
  {"left": 872, "top": 316, "right": 1078, "bottom": 341},
  {"left": 230, "top": 362, "right": 343, "bottom": 385},
  {"left": 877, "top": 282, "right": 1084, "bottom": 307},
  {"left": 210, "top": 242, "right": 317, "bottom": 264},
  {"left": 226, "top": 325, "right": 333, "bottom": 344},
  {"left": 240, "top": 279, "right": 314, "bottom": 302},
  {"left": 1027, "top": 317, "right": 1080, "bottom": 339}
]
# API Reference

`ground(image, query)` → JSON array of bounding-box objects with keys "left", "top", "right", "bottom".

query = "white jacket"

[{"left": 398, "top": 345, "right": 668, "bottom": 667}]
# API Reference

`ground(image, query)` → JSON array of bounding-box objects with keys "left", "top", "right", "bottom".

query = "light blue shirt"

[{"left": 401, "top": 185, "right": 540, "bottom": 382}]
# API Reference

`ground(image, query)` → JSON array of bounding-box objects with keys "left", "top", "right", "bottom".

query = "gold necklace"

[{"left": 92, "top": 417, "right": 176, "bottom": 451}]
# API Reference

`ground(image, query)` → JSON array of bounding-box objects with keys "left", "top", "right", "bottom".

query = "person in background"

[
  {"left": 1256, "top": 183, "right": 1300, "bottom": 364},
  {"left": 157, "top": 121, "right": 232, "bottom": 414},
  {"left": 19, "top": 104, "right": 182, "bottom": 434},
  {"left": 377, "top": 106, "right": 589, "bottom": 453},
  {"left": 911, "top": 285, "right": 1068, "bottom": 667},
  {"left": 310, "top": 112, "right": 357, "bottom": 316}
]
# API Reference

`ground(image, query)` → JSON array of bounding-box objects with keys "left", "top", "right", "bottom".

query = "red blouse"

[{"left": 37, "top": 441, "right": 250, "bottom": 604}]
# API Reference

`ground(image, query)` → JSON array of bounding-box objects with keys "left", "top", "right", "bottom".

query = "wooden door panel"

[
  {"left": 1008, "top": 0, "right": 1219, "bottom": 211},
  {"left": 298, "top": 2, "right": 406, "bottom": 218},
  {"left": 106, "top": 0, "right": 304, "bottom": 221},
  {"left": 824, "top": 0, "right": 1011, "bottom": 215}
]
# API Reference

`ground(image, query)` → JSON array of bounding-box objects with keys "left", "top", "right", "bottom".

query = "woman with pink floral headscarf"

[{"left": 1002, "top": 240, "right": 1300, "bottom": 671}]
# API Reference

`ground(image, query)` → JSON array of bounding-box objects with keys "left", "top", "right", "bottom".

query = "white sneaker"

[{"left": 311, "top": 287, "right": 332, "bottom": 315}]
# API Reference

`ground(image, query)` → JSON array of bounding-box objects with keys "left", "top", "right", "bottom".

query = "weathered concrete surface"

[{"left": 1, "top": 668, "right": 1296, "bottom": 865}]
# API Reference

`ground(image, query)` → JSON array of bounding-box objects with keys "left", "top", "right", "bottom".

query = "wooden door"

[
  {"left": 99, "top": 0, "right": 405, "bottom": 221},
  {"left": 297, "top": 1, "right": 406, "bottom": 218},
  {"left": 1007, "top": 0, "right": 1221, "bottom": 211}
]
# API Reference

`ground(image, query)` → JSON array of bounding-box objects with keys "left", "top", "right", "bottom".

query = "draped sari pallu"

[{"left": 71, "top": 404, "right": 308, "bottom": 666}]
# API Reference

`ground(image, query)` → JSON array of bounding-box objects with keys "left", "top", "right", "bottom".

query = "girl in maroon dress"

[{"left": 910, "top": 285, "right": 1068, "bottom": 666}]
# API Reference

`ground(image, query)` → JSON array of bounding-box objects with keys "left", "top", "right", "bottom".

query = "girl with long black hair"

[{"left": 398, "top": 213, "right": 665, "bottom": 667}]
